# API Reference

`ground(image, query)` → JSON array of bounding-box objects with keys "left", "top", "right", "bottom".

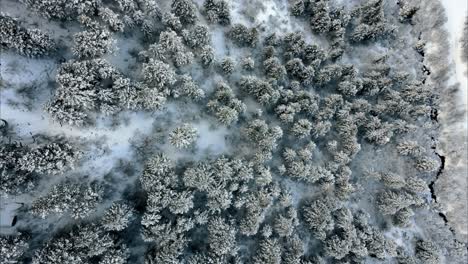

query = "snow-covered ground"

[
  {"left": 435, "top": 0, "right": 468, "bottom": 241},
  {"left": 441, "top": 0, "right": 467, "bottom": 107}
]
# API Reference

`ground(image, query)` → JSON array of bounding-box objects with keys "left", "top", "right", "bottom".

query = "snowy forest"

[{"left": 0, "top": 0, "right": 467, "bottom": 263}]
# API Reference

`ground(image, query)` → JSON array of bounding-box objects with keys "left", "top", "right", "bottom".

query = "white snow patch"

[
  {"left": 0, "top": 54, "right": 56, "bottom": 86},
  {"left": 256, "top": 0, "right": 294, "bottom": 32},
  {"left": 1, "top": 88, "right": 156, "bottom": 177},
  {"left": 104, "top": 35, "right": 142, "bottom": 75},
  {"left": 0, "top": 198, "right": 21, "bottom": 231},
  {"left": 193, "top": 120, "right": 229, "bottom": 154},
  {"left": 212, "top": 28, "right": 228, "bottom": 58}
]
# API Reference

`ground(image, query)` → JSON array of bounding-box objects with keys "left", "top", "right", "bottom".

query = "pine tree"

[
  {"left": 171, "top": 0, "right": 198, "bottom": 25},
  {"left": 220, "top": 57, "right": 235, "bottom": 75},
  {"left": 415, "top": 240, "right": 440, "bottom": 264},
  {"left": 169, "top": 124, "right": 198, "bottom": 149},
  {"left": 101, "top": 202, "right": 135, "bottom": 231},
  {"left": 290, "top": 119, "right": 313, "bottom": 139},
  {"left": 415, "top": 157, "right": 438, "bottom": 172},
  {"left": 199, "top": 45, "right": 215, "bottom": 67},
  {"left": 241, "top": 56, "right": 255, "bottom": 71},
  {"left": 253, "top": 238, "right": 281, "bottom": 264}
]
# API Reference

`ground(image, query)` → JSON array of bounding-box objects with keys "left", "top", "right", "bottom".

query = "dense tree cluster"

[
  {"left": 303, "top": 198, "right": 400, "bottom": 261},
  {"left": 20, "top": 0, "right": 100, "bottom": 19},
  {"left": 44, "top": 59, "right": 164, "bottom": 125},
  {"left": 72, "top": 27, "right": 115, "bottom": 58},
  {"left": 31, "top": 180, "right": 103, "bottom": 219},
  {"left": 32, "top": 223, "right": 129, "bottom": 264},
  {"left": 0, "top": 141, "right": 81, "bottom": 194},
  {"left": 0, "top": 13, "right": 56, "bottom": 57},
  {"left": 0, "top": 234, "right": 29, "bottom": 263},
  {"left": 243, "top": 119, "right": 283, "bottom": 162}
]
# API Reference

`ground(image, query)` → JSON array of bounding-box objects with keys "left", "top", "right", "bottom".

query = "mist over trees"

[{"left": 0, "top": 0, "right": 467, "bottom": 263}]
